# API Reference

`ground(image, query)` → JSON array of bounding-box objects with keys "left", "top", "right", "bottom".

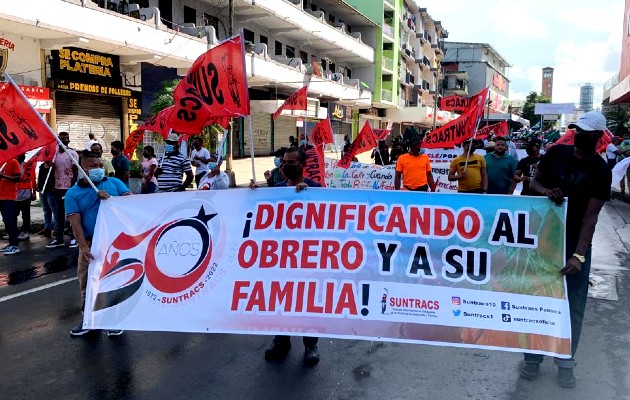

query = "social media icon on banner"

[
  {"left": 502, "top": 314, "right": 512, "bottom": 322},
  {"left": 452, "top": 309, "right": 461, "bottom": 317},
  {"left": 501, "top": 301, "right": 511, "bottom": 310},
  {"left": 452, "top": 297, "right": 461, "bottom": 305}
]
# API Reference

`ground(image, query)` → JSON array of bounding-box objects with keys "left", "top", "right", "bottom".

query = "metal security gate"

[
  {"left": 273, "top": 115, "right": 296, "bottom": 150},
  {"left": 243, "top": 112, "right": 272, "bottom": 156},
  {"left": 55, "top": 91, "right": 122, "bottom": 154}
]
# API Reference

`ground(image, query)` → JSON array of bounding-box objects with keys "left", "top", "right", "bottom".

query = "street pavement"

[{"left": 1, "top": 164, "right": 629, "bottom": 399}]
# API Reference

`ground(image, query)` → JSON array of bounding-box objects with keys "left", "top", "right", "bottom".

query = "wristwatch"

[{"left": 572, "top": 253, "right": 585, "bottom": 263}]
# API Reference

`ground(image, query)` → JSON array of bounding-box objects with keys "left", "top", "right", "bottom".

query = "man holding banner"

[{"left": 521, "top": 111, "right": 612, "bottom": 388}]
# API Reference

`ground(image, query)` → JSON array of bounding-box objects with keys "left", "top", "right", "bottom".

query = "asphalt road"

[{"left": 1, "top": 199, "right": 629, "bottom": 400}]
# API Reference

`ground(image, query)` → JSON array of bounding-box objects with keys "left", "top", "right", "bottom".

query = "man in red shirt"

[{"left": 0, "top": 156, "right": 24, "bottom": 255}]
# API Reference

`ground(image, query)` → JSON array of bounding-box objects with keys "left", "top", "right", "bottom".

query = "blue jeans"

[
  {"left": 141, "top": 181, "right": 158, "bottom": 194},
  {"left": 0, "top": 200, "right": 19, "bottom": 246},
  {"left": 524, "top": 247, "right": 592, "bottom": 368},
  {"left": 40, "top": 191, "right": 57, "bottom": 230}
]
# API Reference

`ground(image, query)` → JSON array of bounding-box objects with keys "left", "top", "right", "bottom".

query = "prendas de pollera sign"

[{"left": 84, "top": 188, "right": 570, "bottom": 358}]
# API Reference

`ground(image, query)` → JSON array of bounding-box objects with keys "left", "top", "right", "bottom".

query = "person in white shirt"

[
  {"left": 190, "top": 138, "right": 212, "bottom": 188},
  {"left": 605, "top": 137, "right": 621, "bottom": 170},
  {"left": 197, "top": 155, "right": 229, "bottom": 190}
]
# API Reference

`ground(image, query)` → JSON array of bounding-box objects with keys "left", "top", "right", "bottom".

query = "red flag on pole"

[
  {"left": 423, "top": 88, "right": 488, "bottom": 149},
  {"left": 311, "top": 117, "right": 334, "bottom": 146},
  {"left": 475, "top": 121, "right": 509, "bottom": 141},
  {"left": 168, "top": 34, "right": 250, "bottom": 134},
  {"left": 30, "top": 141, "right": 57, "bottom": 163},
  {"left": 273, "top": 86, "right": 308, "bottom": 120},
  {"left": 302, "top": 145, "right": 326, "bottom": 186},
  {"left": 337, "top": 122, "right": 377, "bottom": 169},
  {"left": 439, "top": 95, "right": 471, "bottom": 113},
  {"left": 0, "top": 82, "right": 56, "bottom": 165}
]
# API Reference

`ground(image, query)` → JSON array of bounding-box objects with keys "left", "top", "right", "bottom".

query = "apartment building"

[
  {"left": 607, "top": 0, "right": 630, "bottom": 107},
  {"left": 346, "top": 0, "right": 448, "bottom": 133},
  {"left": 0, "top": 0, "right": 376, "bottom": 156}
]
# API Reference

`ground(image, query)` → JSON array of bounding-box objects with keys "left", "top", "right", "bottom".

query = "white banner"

[{"left": 534, "top": 103, "right": 575, "bottom": 115}]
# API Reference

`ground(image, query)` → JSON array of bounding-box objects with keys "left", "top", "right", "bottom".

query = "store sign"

[
  {"left": 492, "top": 73, "right": 507, "bottom": 92},
  {"left": 50, "top": 47, "right": 122, "bottom": 87},
  {"left": 328, "top": 103, "right": 346, "bottom": 121},
  {"left": 128, "top": 91, "right": 142, "bottom": 131},
  {"left": 51, "top": 79, "right": 131, "bottom": 97},
  {"left": 0, "top": 84, "right": 52, "bottom": 113}
]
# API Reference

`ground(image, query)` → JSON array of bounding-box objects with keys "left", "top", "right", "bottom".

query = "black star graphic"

[{"left": 194, "top": 206, "right": 217, "bottom": 225}]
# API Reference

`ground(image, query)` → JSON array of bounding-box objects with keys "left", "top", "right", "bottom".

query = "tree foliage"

[{"left": 605, "top": 106, "right": 630, "bottom": 137}]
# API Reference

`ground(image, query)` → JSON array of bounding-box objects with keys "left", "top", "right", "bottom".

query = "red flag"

[
  {"left": 138, "top": 106, "right": 175, "bottom": 139},
  {"left": 439, "top": 95, "right": 471, "bottom": 113},
  {"left": 553, "top": 128, "right": 613, "bottom": 153},
  {"left": 0, "top": 82, "right": 56, "bottom": 165},
  {"left": 475, "top": 121, "right": 509, "bottom": 141},
  {"left": 337, "top": 122, "right": 377, "bottom": 169},
  {"left": 273, "top": 86, "right": 308, "bottom": 120},
  {"left": 124, "top": 129, "right": 144, "bottom": 159},
  {"left": 302, "top": 145, "right": 326, "bottom": 186},
  {"left": 423, "top": 88, "right": 488, "bottom": 149},
  {"left": 373, "top": 120, "right": 393, "bottom": 140},
  {"left": 311, "top": 118, "right": 334, "bottom": 146},
  {"left": 30, "top": 141, "right": 57, "bottom": 163},
  {"left": 168, "top": 34, "right": 249, "bottom": 134}
]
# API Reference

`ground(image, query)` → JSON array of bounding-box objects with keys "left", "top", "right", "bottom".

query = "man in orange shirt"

[
  {"left": 0, "top": 156, "right": 24, "bottom": 255},
  {"left": 394, "top": 134, "right": 434, "bottom": 191}
]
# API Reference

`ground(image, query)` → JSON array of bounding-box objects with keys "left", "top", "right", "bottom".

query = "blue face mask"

[
  {"left": 165, "top": 144, "right": 175, "bottom": 153},
  {"left": 274, "top": 157, "right": 282, "bottom": 167},
  {"left": 207, "top": 162, "right": 217, "bottom": 171},
  {"left": 88, "top": 168, "right": 105, "bottom": 183},
  {"left": 300, "top": 140, "right": 307, "bottom": 146}
]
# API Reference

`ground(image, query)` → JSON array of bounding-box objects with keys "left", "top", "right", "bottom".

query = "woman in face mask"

[
  {"left": 141, "top": 146, "right": 158, "bottom": 194},
  {"left": 264, "top": 147, "right": 287, "bottom": 187},
  {"left": 197, "top": 155, "right": 229, "bottom": 190}
]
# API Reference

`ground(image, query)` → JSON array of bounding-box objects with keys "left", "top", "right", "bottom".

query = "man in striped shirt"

[{"left": 156, "top": 133, "right": 193, "bottom": 192}]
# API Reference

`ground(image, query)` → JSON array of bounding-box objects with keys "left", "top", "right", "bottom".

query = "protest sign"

[{"left": 84, "top": 189, "right": 570, "bottom": 358}]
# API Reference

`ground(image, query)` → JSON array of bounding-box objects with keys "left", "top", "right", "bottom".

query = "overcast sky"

[{"left": 420, "top": 0, "right": 624, "bottom": 105}]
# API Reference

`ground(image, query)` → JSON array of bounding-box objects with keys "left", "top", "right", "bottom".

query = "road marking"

[{"left": 0, "top": 277, "right": 77, "bottom": 303}]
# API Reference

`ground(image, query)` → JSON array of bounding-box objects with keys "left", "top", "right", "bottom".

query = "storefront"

[
  {"left": 328, "top": 102, "right": 353, "bottom": 149},
  {"left": 48, "top": 47, "right": 131, "bottom": 154}
]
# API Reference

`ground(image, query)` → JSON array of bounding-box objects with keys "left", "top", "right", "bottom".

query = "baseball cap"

[
  {"left": 527, "top": 138, "right": 542, "bottom": 147},
  {"left": 166, "top": 132, "right": 179, "bottom": 142},
  {"left": 568, "top": 111, "right": 607, "bottom": 132}
]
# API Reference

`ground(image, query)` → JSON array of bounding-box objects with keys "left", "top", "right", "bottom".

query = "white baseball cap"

[
  {"left": 568, "top": 110, "right": 607, "bottom": 132},
  {"left": 166, "top": 132, "right": 179, "bottom": 142}
]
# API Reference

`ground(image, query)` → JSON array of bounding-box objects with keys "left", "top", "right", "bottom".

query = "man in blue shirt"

[
  {"left": 110, "top": 140, "right": 130, "bottom": 187},
  {"left": 66, "top": 150, "right": 132, "bottom": 337},
  {"left": 484, "top": 137, "right": 517, "bottom": 194}
]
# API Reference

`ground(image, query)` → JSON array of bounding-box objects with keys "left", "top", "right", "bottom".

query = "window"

[
  {"left": 300, "top": 51, "right": 308, "bottom": 63},
  {"left": 183, "top": 6, "right": 196, "bottom": 24},
  {"left": 329, "top": 63, "right": 336, "bottom": 72},
  {"left": 275, "top": 41, "right": 283, "bottom": 56},
  {"left": 328, "top": 13, "right": 335, "bottom": 24},
  {"left": 260, "top": 35, "right": 268, "bottom": 46},
  {"left": 303, "top": 0, "right": 308, "bottom": 9},
  {"left": 286, "top": 45, "right": 295, "bottom": 58},
  {"left": 383, "top": 43, "right": 393, "bottom": 51},
  {"left": 310, "top": 3, "right": 317, "bottom": 11},
  {"left": 159, "top": 0, "right": 172, "bottom": 28},
  {"left": 203, "top": 13, "right": 219, "bottom": 32},
  {"left": 346, "top": 68, "right": 352, "bottom": 79},
  {"left": 321, "top": 59, "right": 328, "bottom": 70},
  {"left": 243, "top": 29, "right": 255, "bottom": 43}
]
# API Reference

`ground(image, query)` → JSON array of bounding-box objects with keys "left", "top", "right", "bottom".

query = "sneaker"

[
  {"left": 303, "top": 345, "right": 320, "bottom": 367},
  {"left": 519, "top": 361, "right": 541, "bottom": 380},
  {"left": 46, "top": 239, "right": 65, "bottom": 248},
  {"left": 264, "top": 339, "right": 291, "bottom": 362},
  {"left": 69, "top": 239, "right": 78, "bottom": 248},
  {"left": 557, "top": 367, "right": 576, "bottom": 388},
  {"left": 17, "top": 232, "right": 30, "bottom": 240},
  {"left": 107, "top": 329, "right": 124, "bottom": 337},
  {"left": 2, "top": 245, "right": 20, "bottom": 255},
  {"left": 69, "top": 325, "right": 92, "bottom": 336}
]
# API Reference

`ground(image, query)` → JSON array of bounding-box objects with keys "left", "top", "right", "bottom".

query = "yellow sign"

[
  {"left": 52, "top": 80, "right": 131, "bottom": 97},
  {"left": 57, "top": 48, "right": 114, "bottom": 78}
]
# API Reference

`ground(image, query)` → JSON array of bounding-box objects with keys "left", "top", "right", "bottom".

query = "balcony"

[
  {"left": 381, "top": 89, "right": 393, "bottom": 102},
  {"left": 241, "top": 0, "right": 374, "bottom": 64},
  {"left": 401, "top": 44, "right": 416, "bottom": 62},
  {"left": 382, "top": 56, "right": 394, "bottom": 72},
  {"left": 383, "top": 22, "right": 394, "bottom": 39}
]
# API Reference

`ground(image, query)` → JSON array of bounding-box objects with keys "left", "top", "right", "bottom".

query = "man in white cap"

[
  {"left": 155, "top": 133, "right": 193, "bottom": 192},
  {"left": 520, "top": 111, "right": 612, "bottom": 388}
]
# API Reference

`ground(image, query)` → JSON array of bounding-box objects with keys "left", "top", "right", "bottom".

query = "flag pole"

[
  {"left": 247, "top": 115, "right": 256, "bottom": 183},
  {"left": 463, "top": 88, "right": 488, "bottom": 173},
  {"left": 2, "top": 72, "right": 99, "bottom": 193}
]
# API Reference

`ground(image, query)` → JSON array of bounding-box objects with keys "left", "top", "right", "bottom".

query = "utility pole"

[
  {"left": 224, "top": 0, "right": 236, "bottom": 186},
  {"left": 432, "top": 71, "right": 438, "bottom": 130}
]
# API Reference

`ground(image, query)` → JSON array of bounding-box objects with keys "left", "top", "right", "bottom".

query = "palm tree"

[
  {"left": 150, "top": 79, "right": 180, "bottom": 115},
  {"left": 605, "top": 106, "right": 630, "bottom": 137}
]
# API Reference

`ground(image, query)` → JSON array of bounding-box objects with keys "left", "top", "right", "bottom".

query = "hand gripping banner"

[{"left": 84, "top": 189, "right": 571, "bottom": 358}]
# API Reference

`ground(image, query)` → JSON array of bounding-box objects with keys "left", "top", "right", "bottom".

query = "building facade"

[
  {"left": 542, "top": 67, "right": 554, "bottom": 100},
  {"left": 0, "top": 0, "right": 376, "bottom": 157},
  {"left": 608, "top": 0, "right": 630, "bottom": 106},
  {"left": 442, "top": 42, "right": 511, "bottom": 120},
  {"left": 579, "top": 83, "right": 594, "bottom": 112}
]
